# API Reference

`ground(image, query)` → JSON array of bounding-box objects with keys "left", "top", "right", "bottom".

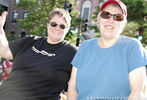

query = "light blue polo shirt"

[{"left": 71, "top": 36, "right": 147, "bottom": 100}]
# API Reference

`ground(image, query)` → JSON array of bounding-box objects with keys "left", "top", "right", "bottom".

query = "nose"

[
  {"left": 55, "top": 25, "right": 61, "bottom": 30},
  {"left": 108, "top": 15, "right": 114, "bottom": 22}
]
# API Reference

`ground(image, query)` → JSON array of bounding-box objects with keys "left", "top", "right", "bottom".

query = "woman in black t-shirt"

[{"left": 0, "top": 8, "right": 77, "bottom": 100}]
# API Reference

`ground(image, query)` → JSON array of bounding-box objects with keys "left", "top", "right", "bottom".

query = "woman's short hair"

[{"left": 47, "top": 8, "right": 71, "bottom": 30}]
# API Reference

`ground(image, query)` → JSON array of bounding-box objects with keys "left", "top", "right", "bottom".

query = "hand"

[
  {"left": 60, "top": 93, "right": 67, "bottom": 100},
  {"left": 128, "top": 91, "right": 143, "bottom": 100},
  {"left": 0, "top": 11, "right": 8, "bottom": 29}
]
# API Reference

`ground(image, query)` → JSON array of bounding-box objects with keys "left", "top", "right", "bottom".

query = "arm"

[
  {"left": 0, "top": 11, "right": 13, "bottom": 60},
  {"left": 128, "top": 66, "right": 146, "bottom": 100},
  {"left": 143, "top": 76, "right": 147, "bottom": 97},
  {"left": 67, "top": 66, "right": 78, "bottom": 100}
]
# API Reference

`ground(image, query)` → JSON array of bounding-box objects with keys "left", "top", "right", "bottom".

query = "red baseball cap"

[{"left": 100, "top": 0, "right": 127, "bottom": 17}]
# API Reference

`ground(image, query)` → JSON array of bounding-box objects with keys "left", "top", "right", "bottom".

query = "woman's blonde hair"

[{"left": 47, "top": 8, "right": 71, "bottom": 30}]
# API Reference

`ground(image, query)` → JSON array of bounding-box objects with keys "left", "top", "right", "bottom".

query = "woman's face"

[
  {"left": 47, "top": 15, "right": 68, "bottom": 44},
  {"left": 98, "top": 5, "right": 126, "bottom": 39}
]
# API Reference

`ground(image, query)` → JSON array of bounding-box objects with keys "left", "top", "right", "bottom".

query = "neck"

[
  {"left": 47, "top": 39, "right": 62, "bottom": 44},
  {"left": 98, "top": 36, "right": 120, "bottom": 48}
]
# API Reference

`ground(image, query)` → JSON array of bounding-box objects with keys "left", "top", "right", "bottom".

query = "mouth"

[
  {"left": 54, "top": 30, "right": 60, "bottom": 32},
  {"left": 105, "top": 25, "right": 114, "bottom": 29}
]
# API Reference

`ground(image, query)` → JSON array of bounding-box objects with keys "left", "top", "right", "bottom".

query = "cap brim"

[{"left": 100, "top": 0, "right": 127, "bottom": 17}]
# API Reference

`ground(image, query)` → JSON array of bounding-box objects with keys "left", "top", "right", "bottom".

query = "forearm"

[
  {"left": 0, "top": 28, "right": 10, "bottom": 58},
  {"left": 128, "top": 66, "right": 146, "bottom": 100},
  {"left": 0, "top": 28, "right": 8, "bottom": 46},
  {"left": 0, "top": 11, "right": 13, "bottom": 59},
  {"left": 0, "top": 11, "right": 9, "bottom": 46},
  {"left": 128, "top": 91, "right": 143, "bottom": 100},
  {"left": 67, "top": 86, "right": 78, "bottom": 100},
  {"left": 0, "top": 29, "right": 13, "bottom": 60},
  {"left": 67, "top": 66, "right": 78, "bottom": 100}
]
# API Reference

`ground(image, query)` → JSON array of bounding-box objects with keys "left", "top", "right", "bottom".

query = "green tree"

[
  {"left": 0, "top": 5, "right": 5, "bottom": 15},
  {"left": 16, "top": 0, "right": 79, "bottom": 43},
  {"left": 121, "top": 0, "right": 147, "bottom": 46}
]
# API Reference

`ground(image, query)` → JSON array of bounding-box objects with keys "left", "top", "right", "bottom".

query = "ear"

[
  {"left": 122, "top": 20, "right": 127, "bottom": 29},
  {"left": 97, "top": 13, "right": 101, "bottom": 24},
  {"left": 47, "top": 23, "right": 49, "bottom": 28}
]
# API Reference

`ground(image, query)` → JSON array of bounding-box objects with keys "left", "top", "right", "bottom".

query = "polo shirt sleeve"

[{"left": 127, "top": 39, "right": 147, "bottom": 73}]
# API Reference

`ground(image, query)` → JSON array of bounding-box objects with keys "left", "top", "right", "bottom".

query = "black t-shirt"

[{"left": 0, "top": 36, "right": 77, "bottom": 100}]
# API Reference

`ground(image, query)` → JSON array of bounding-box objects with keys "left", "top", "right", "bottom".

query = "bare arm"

[
  {"left": 128, "top": 66, "right": 146, "bottom": 100},
  {"left": 67, "top": 66, "right": 78, "bottom": 100},
  {"left": 0, "top": 11, "right": 13, "bottom": 60},
  {"left": 143, "top": 76, "right": 147, "bottom": 97}
]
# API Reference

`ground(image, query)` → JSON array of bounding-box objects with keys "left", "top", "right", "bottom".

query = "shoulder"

[
  {"left": 79, "top": 38, "right": 97, "bottom": 49},
  {"left": 120, "top": 36, "right": 140, "bottom": 43},
  {"left": 10, "top": 35, "right": 44, "bottom": 45},
  {"left": 119, "top": 36, "right": 141, "bottom": 47},
  {"left": 28, "top": 35, "right": 45, "bottom": 41},
  {"left": 22, "top": 35, "right": 46, "bottom": 46},
  {"left": 120, "top": 36, "right": 144, "bottom": 53},
  {"left": 62, "top": 40, "right": 77, "bottom": 51}
]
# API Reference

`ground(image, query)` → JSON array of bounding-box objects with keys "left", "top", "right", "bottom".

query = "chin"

[
  {"left": 55, "top": 38, "right": 63, "bottom": 42},
  {"left": 102, "top": 35, "right": 118, "bottom": 39}
]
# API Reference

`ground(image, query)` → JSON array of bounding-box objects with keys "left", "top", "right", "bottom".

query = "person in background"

[
  {"left": 0, "top": 57, "right": 1, "bottom": 63},
  {"left": 1, "top": 59, "right": 13, "bottom": 82},
  {"left": 0, "top": 8, "right": 77, "bottom": 100},
  {"left": 68, "top": 0, "right": 147, "bottom": 100},
  {"left": 0, "top": 57, "right": 2, "bottom": 83}
]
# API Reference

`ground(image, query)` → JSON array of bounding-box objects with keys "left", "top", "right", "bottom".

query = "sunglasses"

[
  {"left": 50, "top": 22, "right": 66, "bottom": 29},
  {"left": 100, "top": 11, "right": 124, "bottom": 21}
]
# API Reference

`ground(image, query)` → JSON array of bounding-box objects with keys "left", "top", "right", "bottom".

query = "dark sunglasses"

[
  {"left": 100, "top": 11, "right": 124, "bottom": 21},
  {"left": 50, "top": 22, "right": 66, "bottom": 29}
]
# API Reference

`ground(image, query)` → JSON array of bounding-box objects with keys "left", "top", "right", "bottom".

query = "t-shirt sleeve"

[
  {"left": 127, "top": 39, "right": 147, "bottom": 73},
  {"left": 71, "top": 42, "right": 85, "bottom": 68},
  {"left": 8, "top": 37, "right": 32, "bottom": 58}
]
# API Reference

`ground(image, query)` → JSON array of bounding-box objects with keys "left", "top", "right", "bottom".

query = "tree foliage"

[
  {"left": 0, "top": 5, "right": 5, "bottom": 15},
  {"left": 16, "top": 0, "right": 79, "bottom": 43},
  {"left": 122, "top": 0, "right": 147, "bottom": 46},
  {"left": 122, "top": 0, "right": 146, "bottom": 24}
]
